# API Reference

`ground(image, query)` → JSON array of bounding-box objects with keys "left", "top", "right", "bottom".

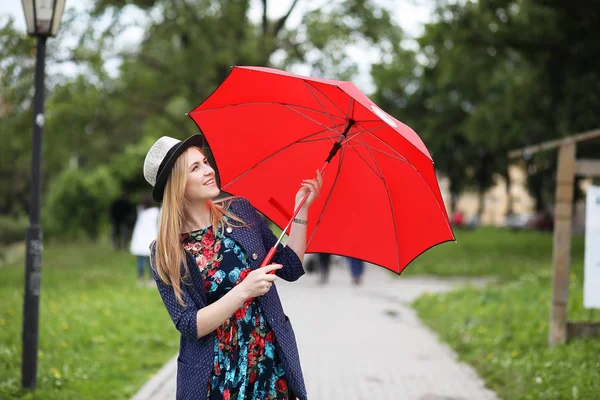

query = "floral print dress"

[{"left": 181, "top": 224, "right": 290, "bottom": 400}]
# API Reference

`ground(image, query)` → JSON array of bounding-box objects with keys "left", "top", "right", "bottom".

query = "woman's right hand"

[{"left": 237, "top": 264, "right": 282, "bottom": 299}]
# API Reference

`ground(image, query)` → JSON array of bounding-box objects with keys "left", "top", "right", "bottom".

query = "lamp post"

[{"left": 20, "top": 0, "right": 66, "bottom": 390}]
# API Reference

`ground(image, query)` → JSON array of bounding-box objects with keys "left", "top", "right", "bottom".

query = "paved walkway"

[{"left": 132, "top": 263, "right": 498, "bottom": 400}]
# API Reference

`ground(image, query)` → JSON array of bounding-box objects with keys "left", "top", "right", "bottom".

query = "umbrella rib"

[
  {"left": 284, "top": 104, "right": 347, "bottom": 121},
  {"left": 306, "top": 136, "right": 348, "bottom": 249},
  {"left": 353, "top": 119, "right": 391, "bottom": 123},
  {"left": 330, "top": 124, "right": 402, "bottom": 179},
  {"left": 356, "top": 123, "right": 414, "bottom": 164},
  {"left": 344, "top": 124, "right": 386, "bottom": 146},
  {"left": 359, "top": 130, "right": 454, "bottom": 240},
  {"left": 352, "top": 123, "right": 392, "bottom": 136},
  {"left": 298, "top": 137, "right": 342, "bottom": 144},
  {"left": 355, "top": 120, "right": 433, "bottom": 161},
  {"left": 304, "top": 81, "right": 349, "bottom": 119},
  {"left": 222, "top": 123, "right": 345, "bottom": 189},
  {"left": 298, "top": 122, "right": 385, "bottom": 146},
  {"left": 346, "top": 133, "right": 410, "bottom": 162},
  {"left": 345, "top": 98, "right": 354, "bottom": 123},
  {"left": 346, "top": 141, "right": 385, "bottom": 180},
  {"left": 283, "top": 105, "right": 345, "bottom": 136},
  {"left": 354, "top": 131, "right": 402, "bottom": 272},
  {"left": 360, "top": 128, "right": 433, "bottom": 182},
  {"left": 302, "top": 81, "right": 342, "bottom": 133},
  {"left": 196, "top": 101, "right": 344, "bottom": 144},
  {"left": 192, "top": 101, "right": 346, "bottom": 122}
]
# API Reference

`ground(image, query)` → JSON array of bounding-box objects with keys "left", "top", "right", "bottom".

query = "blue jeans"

[
  {"left": 349, "top": 258, "right": 364, "bottom": 279},
  {"left": 136, "top": 256, "right": 150, "bottom": 279}
]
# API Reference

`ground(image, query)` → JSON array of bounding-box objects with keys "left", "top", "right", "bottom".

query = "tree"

[
  {"left": 1, "top": 1, "right": 407, "bottom": 234},
  {"left": 74, "top": 0, "right": 405, "bottom": 185},
  {"left": 0, "top": 18, "right": 37, "bottom": 216},
  {"left": 372, "top": 0, "right": 600, "bottom": 214}
]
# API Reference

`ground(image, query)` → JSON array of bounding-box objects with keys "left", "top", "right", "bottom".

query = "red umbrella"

[{"left": 188, "top": 66, "right": 454, "bottom": 274}]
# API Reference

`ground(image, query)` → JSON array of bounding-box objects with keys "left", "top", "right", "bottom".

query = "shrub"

[
  {"left": 44, "top": 166, "right": 119, "bottom": 239},
  {"left": 0, "top": 215, "right": 28, "bottom": 245}
]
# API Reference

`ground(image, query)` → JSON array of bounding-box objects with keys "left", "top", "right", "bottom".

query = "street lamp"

[{"left": 20, "top": 0, "right": 66, "bottom": 390}]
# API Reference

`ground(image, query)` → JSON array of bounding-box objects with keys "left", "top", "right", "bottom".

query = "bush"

[
  {"left": 44, "top": 166, "right": 119, "bottom": 239},
  {"left": 0, "top": 215, "right": 27, "bottom": 245}
]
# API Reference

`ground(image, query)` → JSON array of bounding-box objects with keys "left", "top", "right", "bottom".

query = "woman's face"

[{"left": 183, "top": 147, "right": 220, "bottom": 202}]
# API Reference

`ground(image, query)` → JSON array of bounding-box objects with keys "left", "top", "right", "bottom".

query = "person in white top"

[{"left": 130, "top": 194, "right": 160, "bottom": 286}]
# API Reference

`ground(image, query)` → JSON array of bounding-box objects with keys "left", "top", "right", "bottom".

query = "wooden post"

[{"left": 549, "top": 141, "right": 576, "bottom": 346}]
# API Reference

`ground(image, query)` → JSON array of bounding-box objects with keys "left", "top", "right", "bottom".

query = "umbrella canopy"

[{"left": 189, "top": 66, "right": 454, "bottom": 273}]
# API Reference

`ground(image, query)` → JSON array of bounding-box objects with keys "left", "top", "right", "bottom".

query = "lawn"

[
  {"left": 411, "top": 228, "right": 600, "bottom": 400},
  {"left": 0, "top": 241, "right": 179, "bottom": 399},
  {"left": 3, "top": 229, "right": 598, "bottom": 399},
  {"left": 404, "top": 227, "right": 579, "bottom": 280}
]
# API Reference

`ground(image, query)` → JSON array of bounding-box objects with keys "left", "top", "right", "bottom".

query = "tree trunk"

[
  {"left": 477, "top": 186, "right": 485, "bottom": 219},
  {"left": 450, "top": 192, "right": 458, "bottom": 215},
  {"left": 533, "top": 181, "right": 546, "bottom": 212},
  {"left": 449, "top": 178, "right": 461, "bottom": 214},
  {"left": 503, "top": 168, "right": 513, "bottom": 215}
]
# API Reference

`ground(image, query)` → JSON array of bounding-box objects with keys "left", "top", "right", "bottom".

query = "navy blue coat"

[{"left": 150, "top": 197, "right": 308, "bottom": 400}]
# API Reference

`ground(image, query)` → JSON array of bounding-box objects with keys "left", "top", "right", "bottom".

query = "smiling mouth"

[{"left": 204, "top": 179, "right": 215, "bottom": 186}]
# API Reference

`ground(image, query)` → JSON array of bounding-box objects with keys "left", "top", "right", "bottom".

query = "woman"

[
  {"left": 143, "top": 134, "right": 321, "bottom": 400},
  {"left": 129, "top": 193, "right": 160, "bottom": 287}
]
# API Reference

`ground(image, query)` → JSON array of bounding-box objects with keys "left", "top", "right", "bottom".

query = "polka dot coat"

[{"left": 150, "top": 197, "right": 308, "bottom": 400}]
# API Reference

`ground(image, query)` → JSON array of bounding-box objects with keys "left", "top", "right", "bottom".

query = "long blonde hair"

[{"left": 154, "top": 148, "right": 247, "bottom": 306}]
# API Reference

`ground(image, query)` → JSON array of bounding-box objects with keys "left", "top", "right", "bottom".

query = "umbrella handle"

[{"left": 260, "top": 247, "right": 278, "bottom": 271}]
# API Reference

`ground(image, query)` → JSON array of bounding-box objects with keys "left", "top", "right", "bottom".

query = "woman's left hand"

[{"left": 295, "top": 169, "right": 323, "bottom": 210}]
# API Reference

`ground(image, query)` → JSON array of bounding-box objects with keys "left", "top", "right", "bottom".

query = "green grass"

[
  {"left": 405, "top": 227, "right": 585, "bottom": 280},
  {"left": 411, "top": 228, "right": 600, "bottom": 400},
  {"left": 0, "top": 241, "right": 179, "bottom": 399}
]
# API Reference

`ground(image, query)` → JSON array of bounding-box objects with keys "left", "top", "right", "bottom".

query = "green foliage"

[
  {"left": 108, "top": 136, "right": 155, "bottom": 188},
  {"left": 411, "top": 229, "right": 600, "bottom": 399},
  {"left": 43, "top": 167, "right": 119, "bottom": 239},
  {"left": 285, "top": 0, "right": 403, "bottom": 79},
  {"left": 0, "top": 216, "right": 27, "bottom": 245},
  {"left": 0, "top": 242, "right": 178, "bottom": 399},
  {"left": 44, "top": 76, "right": 113, "bottom": 170},
  {"left": 5, "top": 0, "right": 600, "bottom": 228},
  {"left": 373, "top": 0, "right": 600, "bottom": 212},
  {"left": 1, "top": 0, "right": 405, "bottom": 228},
  {"left": 0, "top": 18, "right": 36, "bottom": 216}
]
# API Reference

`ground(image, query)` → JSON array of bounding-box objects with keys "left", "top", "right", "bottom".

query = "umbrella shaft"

[
  {"left": 273, "top": 161, "right": 328, "bottom": 244},
  {"left": 263, "top": 124, "right": 353, "bottom": 269},
  {"left": 262, "top": 161, "right": 330, "bottom": 270},
  {"left": 325, "top": 120, "right": 354, "bottom": 163}
]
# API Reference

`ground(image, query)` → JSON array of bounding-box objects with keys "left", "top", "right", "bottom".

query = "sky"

[{"left": 0, "top": 0, "right": 434, "bottom": 92}]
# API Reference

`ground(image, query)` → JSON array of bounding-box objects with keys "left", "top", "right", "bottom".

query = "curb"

[{"left": 131, "top": 355, "right": 177, "bottom": 400}]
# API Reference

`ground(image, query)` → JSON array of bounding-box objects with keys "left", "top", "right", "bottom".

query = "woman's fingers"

[
  {"left": 263, "top": 264, "right": 282, "bottom": 273},
  {"left": 300, "top": 183, "right": 313, "bottom": 194},
  {"left": 300, "top": 170, "right": 322, "bottom": 202},
  {"left": 301, "top": 181, "right": 318, "bottom": 194},
  {"left": 302, "top": 183, "right": 320, "bottom": 199},
  {"left": 262, "top": 279, "right": 273, "bottom": 294}
]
